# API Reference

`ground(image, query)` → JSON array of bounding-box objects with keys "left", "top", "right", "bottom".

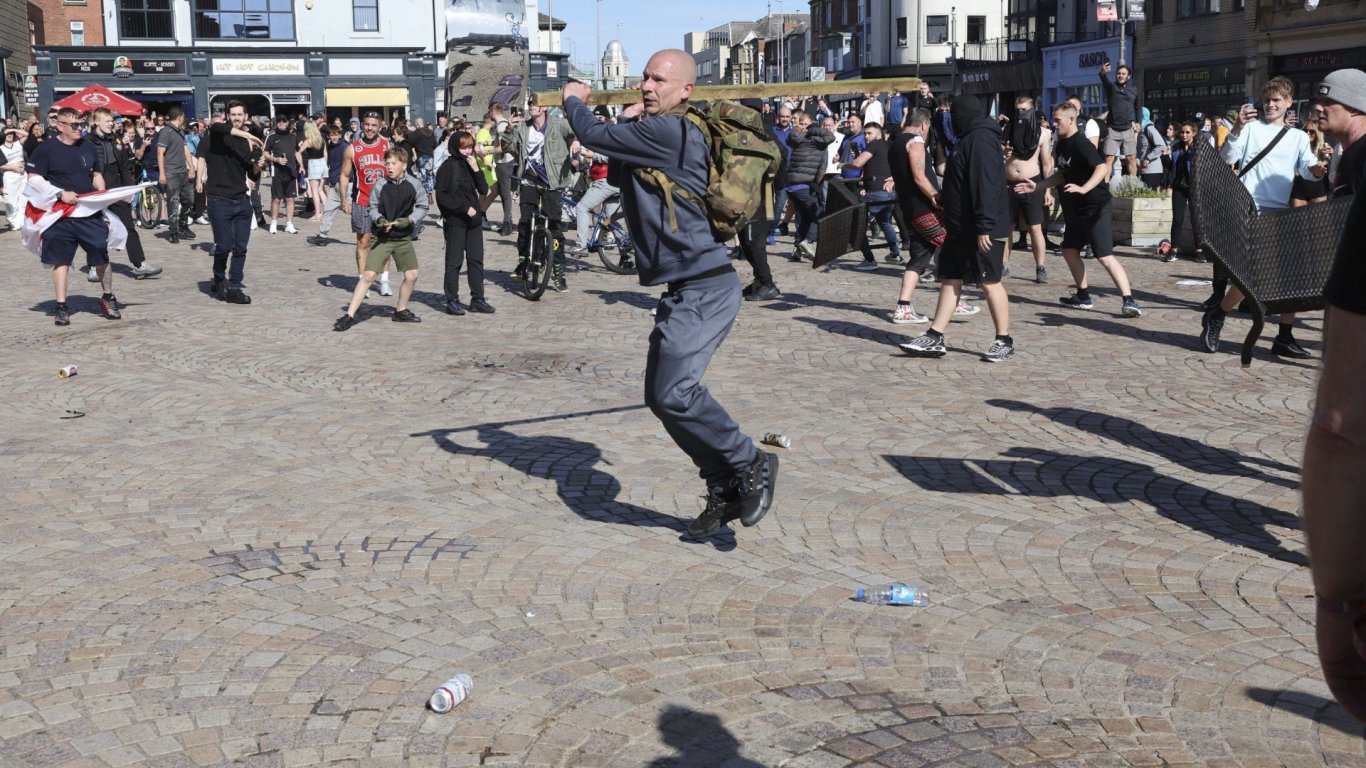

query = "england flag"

[{"left": 21, "top": 175, "right": 148, "bottom": 257}]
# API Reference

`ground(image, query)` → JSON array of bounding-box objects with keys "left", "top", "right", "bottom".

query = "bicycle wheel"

[
  {"left": 135, "top": 188, "right": 163, "bottom": 229},
  {"left": 597, "top": 224, "right": 636, "bottom": 275},
  {"left": 523, "top": 225, "right": 552, "bottom": 301}
]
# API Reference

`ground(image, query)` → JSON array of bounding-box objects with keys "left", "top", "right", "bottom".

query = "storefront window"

[{"left": 193, "top": 0, "right": 295, "bottom": 40}]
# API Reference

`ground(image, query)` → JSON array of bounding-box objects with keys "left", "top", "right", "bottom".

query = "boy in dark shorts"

[
  {"left": 1014, "top": 101, "right": 1141, "bottom": 318},
  {"left": 333, "top": 148, "right": 428, "bottom": 330}
]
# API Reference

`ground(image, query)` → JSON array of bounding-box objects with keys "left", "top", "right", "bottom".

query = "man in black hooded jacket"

[
  {"left": 85, "top": 107, "right": 161, "bottom": 279},
  {"left": 899, "top": 94, "right": 1015, "bottom": 362}
]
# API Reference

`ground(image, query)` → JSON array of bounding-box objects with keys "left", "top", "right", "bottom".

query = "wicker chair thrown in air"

[{"left": 1187, "top": 137, "right": 1350, "bottom": 367}]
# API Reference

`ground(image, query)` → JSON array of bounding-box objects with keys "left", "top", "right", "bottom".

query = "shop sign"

[
  {"left": 1096, "top": 0, "right": 1118, "bottom": 21},
  {"left": 1276, "top": 49, "right": 1366, "bottom": 71},
  {"left": 24, "top": 74, "right": 38, "bottom": 106},
  {"left": 1078, "top": 50, "right": 1109, "bottom": 68},
  {"left": 1128, "top": 0, "right": 1146, "bottom": 20},
  {"left": 58, "top": 57, "right": 187, "bottom": 75},
  {"left": 1175, "top": 69, "right": 1210, "bottom": 84},
  {"left": 211, "top": 58, "right": 305, "bottom": 76}
]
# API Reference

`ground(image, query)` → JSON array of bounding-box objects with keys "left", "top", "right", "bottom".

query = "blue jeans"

[
  {"left": 770, "top": 186, "right": 789, "bottom": 233},
  {"left": 208, "top": 194, "right": 252, "bottom": 288},
  {"left": 860, "top": 190, "right": 900, "bottom": 260}
]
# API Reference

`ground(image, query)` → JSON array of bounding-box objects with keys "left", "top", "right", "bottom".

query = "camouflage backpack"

[{"left": 634, "top": 100, "right": 783, "bottom": 241}]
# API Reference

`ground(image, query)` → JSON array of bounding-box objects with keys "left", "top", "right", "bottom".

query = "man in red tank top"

[{"left": 339, "top": 113, "right": 393, "bottom": 294}]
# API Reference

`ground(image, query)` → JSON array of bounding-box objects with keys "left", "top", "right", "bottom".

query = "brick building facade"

[
  {"left": 1135, "top": 0, "right": 1255, "bottom": 126},
  {"left": 28, "top": 0, "right": 105, "bottom": 47}
]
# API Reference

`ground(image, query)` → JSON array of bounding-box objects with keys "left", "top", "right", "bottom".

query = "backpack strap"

[
  {"left": 1236, "top": 126, "right": 1290, "bottom": 179},
  {"left": 632, "top": 108, "right": 707, "bottom": 234}
]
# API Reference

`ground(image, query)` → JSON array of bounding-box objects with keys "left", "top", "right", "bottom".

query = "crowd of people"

[{"left": 5, "top": 53, "right": 1366, "bottom": 719}]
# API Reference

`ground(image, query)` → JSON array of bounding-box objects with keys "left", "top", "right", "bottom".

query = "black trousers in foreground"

[
  {"left": 443, "top": 217, "right": 486, "bottom": 302},
  {"left": 739, "top": 217, "right": 774, "bottom": 287}
]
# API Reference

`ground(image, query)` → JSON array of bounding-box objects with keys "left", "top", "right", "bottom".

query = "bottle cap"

[{"left": 855, "top": 589, "right": 866, "bottom": 600}]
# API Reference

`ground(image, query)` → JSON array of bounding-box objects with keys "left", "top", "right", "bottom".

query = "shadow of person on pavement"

[
  {"left": 987, "top": 399, "right": 1301, "bottom": 490},
  {"left": 647, "top": 705, "right": 766, "bottom": 768},
  {"left": 1244, "top": 687, "right": 1366, "bottom": 738},
  {"left": 884, "top": 446, "right": 1306, "bottom": 566},
  {"left": 414, "top": 424, "right": 737, "bottom": 551}
]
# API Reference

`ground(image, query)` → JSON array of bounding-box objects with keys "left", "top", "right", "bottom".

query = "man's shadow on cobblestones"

[
  {"left": 1029, "top": 310, "right": 1318, "bottom": 365},
  {"left": 886, "top": 446, "right": 1306, "bottom": 566},
  {"left": 583, "top": 289, "right": 658, "bottom": 310},
  {"left": 1245, "top": 687, "right": 1366, "bottom": 738},
  {"left": 646, "top": 705, "right": 765, "bottom": 767},
  {"left": 790, "top": 315, "right": 904, "bottom": 347},
  {"left": 987, "top": 399, "right": 1300, "bottom": 490},
  {"left": 415, "top": 424, "right": 737, "bottom": 551}
]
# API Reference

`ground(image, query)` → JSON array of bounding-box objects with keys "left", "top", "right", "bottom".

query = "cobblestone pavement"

[{"left": 1, "top": 213, "right": 1358, "bottom": 768}]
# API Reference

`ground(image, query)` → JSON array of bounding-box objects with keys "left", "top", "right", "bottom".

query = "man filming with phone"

[{"left": 1199, "top": 75, "right": 1328, "bottom": 360}]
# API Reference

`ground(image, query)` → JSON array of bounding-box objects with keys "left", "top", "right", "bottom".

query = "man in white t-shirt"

[
  {"left": 1066, "top": 96, "right": 1101, "bottom": 149},
  {"left": 862, "top": 92, "right": 885, "bottom": 131},
  {"left": 1200, "top": 75, "right": 1327, "bottom": 359}
]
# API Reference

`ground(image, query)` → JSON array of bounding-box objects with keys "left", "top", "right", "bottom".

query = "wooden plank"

[{"left": 530, "top": 77, "right": 925, "bottom": 107}]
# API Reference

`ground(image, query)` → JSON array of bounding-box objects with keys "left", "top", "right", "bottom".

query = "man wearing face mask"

[
  {"left": 1005, "top": 95, "right": 1052, "bottom": 284},
  {"left": 899, "top": 94, "right": 1015, "bottom": 362}
]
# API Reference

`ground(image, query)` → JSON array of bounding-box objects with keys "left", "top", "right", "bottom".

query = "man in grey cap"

[{"left": 1315, "top": 68, "right": 1366, "bottom": 196}]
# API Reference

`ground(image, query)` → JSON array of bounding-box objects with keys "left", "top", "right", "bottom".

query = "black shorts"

[
  {"left": 938, "top": 233, "right": 1005, "bottom": 284},
  {"left": 1061, "top": 199, "right": 1114, "bottom": 257},
  {"left": 903, "top": 230, "right": 937, "bottom": 275},
  {"left": 40, "top": 216, "right": 110, "bottom": 267},
  {"left": 1010, "top": 175, "right": 1046, "bottom": 226},
  {"left": 270, "top": 170, "right": 298, "bottom": 202}
]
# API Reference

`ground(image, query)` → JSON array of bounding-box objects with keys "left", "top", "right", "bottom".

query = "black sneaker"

[
  {"left": 551, "top": 273, "right": 567, "bottom": 292},
  {"left": 392, "top": 308, "right": 422, "bottom": 323},
  {"left": 982, "top": 338, "right": 1014, "bottom": 363},
  {"left": 1271, "top": 337, "right": 1311, "bottom": 359},
  {"left": 687, "top": 490, "right": 740, "bottom": 538},
  {"left": 308, "top": 234, "right": 328, "bottom": 246},
  {"left": 1060, "top": 292, "right": 1094, "bottom": 310},
  {"left": 211, "top": 278, "right": 228, "bottom": 301},
  {"left": 333, "top": 314, "right": 355, "bottom": 331},
  {"left": 53, "top": 304, "right": 70, "bottom": 326},
  {"left": 744, "top": 283, "right": 781, "bottom": 302},
  {"left": 225, "top": 288, "right": 252, "bottom": 305},
  {"left": 899, "top": 333, "right": 947, "bottom": 357},
  {"left": 168, "top": 231, "right": 179, "bottom": 245},
  {"left": 468, "top": 298, "right": 496, "bottom": 314},
  {"left": 1200, "top": 309, "right": 1225, "bottom": 353},
  {"left": 100, "top": 294, "right": 122, "bottom": 320},
  {"left": 513, "top": 261, "right": 527, "bottom": 281},
  {"left": 732, "top": 450, "right": 778, "bottom": 527},
  {"left": 445, "top": 299, "right": 466, "bottom": 316}
]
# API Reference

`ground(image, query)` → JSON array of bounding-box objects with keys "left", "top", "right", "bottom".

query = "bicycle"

[
  {"left": 516, "top": 181, "right": 557, "bottom": 301},
  {"left": 133, "top": 180, "right": 163, "bottom": 230},
  {"left": 584, "top": 205, "right": 635, "bottom": 275}
]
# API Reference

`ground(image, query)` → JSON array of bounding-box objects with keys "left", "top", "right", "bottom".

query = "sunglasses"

[{"left": 59, "top": 120, "right": 86, "bottom": 129}]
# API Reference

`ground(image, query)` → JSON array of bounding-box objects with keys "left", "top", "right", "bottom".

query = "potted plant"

[{"left": 1109, "top": 176, "right": 1171, "bottom": 247}]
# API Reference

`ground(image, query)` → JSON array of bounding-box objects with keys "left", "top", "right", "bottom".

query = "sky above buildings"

[{"left": 549, "top": 0, "right": 790, "bottom": 77}]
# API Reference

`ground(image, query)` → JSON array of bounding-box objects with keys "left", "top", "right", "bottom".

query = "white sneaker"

[
  {"left": 954, "top": 302, "right": 981, "bottom": 317},
  {"left": 268, "top": 220, "right": 278, "bottom": 234},
  {"left": 284, "top": 222, "right": 298, "bottom": 235},
  {"left": 891, "top": 305, "right": 929, "bottom": 324},
  {"left": 87, "top": 265, "right": 100, "bottom": 283},
  {"left": 249, "top": 217, "right": 258, "bottom": 231},
  {"left": 194, "top": 216, "right": 209, "bottom": 225},
  {"left": 378, "top": 280, "right": 394, "bottom": 297}
]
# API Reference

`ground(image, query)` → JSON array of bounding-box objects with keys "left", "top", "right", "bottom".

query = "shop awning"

[
  {"left": 53, "top": 85, "right": 144, "bottom": 116},
  {"left": 324, "top": 87, "right": 409, "bottom": 107}
]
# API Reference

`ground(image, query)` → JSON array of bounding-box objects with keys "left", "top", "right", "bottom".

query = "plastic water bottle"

[
  {"left": 854, "top": 585, "right": 930, "bottom": 607},
  {"left": 428, "top": 673, "right": 473, "bottom": 713}
]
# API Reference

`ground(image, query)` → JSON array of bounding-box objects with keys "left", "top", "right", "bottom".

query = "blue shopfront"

[{"left": 1041, "top": 36, "right": 1134, "bottom": 118}]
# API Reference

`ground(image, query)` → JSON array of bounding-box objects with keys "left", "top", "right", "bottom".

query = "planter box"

[{"left": 1112, "top": 196, "right": 1172, "bottom": 247}]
